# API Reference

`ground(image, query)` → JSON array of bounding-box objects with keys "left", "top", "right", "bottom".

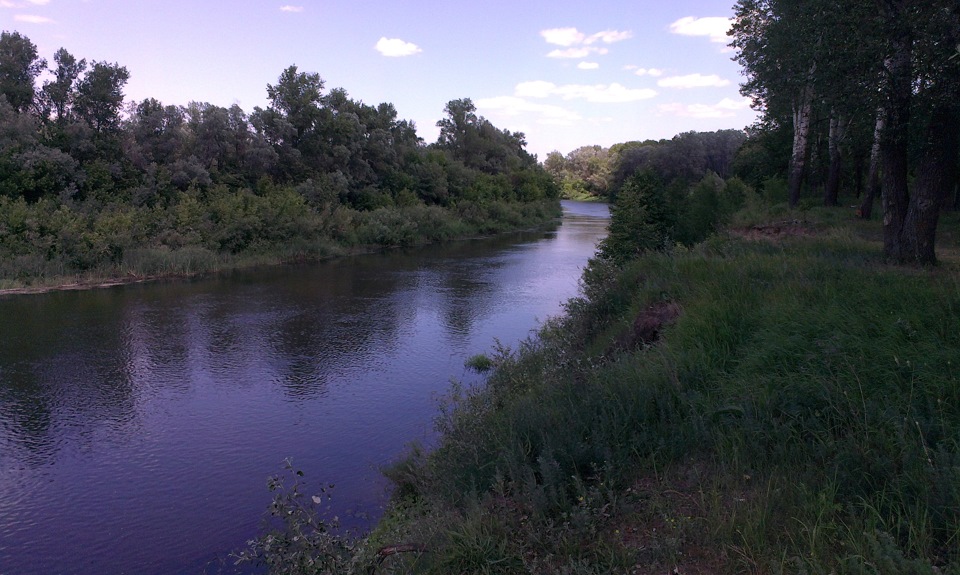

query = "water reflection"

[{"left": 0, "top": 201, "right": 608, "bottom": 574}]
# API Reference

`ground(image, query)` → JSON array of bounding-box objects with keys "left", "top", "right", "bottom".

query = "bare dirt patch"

[
  {"left": 0, "top": 273, "right": 194, "bottom": 297},
  {"left": 732, "top": 220, "right": 819, "bottom": 240},
  {"left": 616, "top": 462, "right": 743, "bottom": 575},
  {"left": 611, "top": 300, "right": 682, "bottom": 355}
]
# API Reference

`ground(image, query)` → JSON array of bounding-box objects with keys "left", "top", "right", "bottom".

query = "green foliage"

[
  {"left": 597, "top": 170, "right": 673, "bottom": 265},
  {"left": 0, "top": 30, "right": 563, "bottom": 288},
  {"left": 464, "top": 354, "right": 494, "bottom": 373},
  {"left": 374, "top": 207, "right": 960, "bottom": 573},
  {"left": 234, "top": 460, "right": 362, "bottom": 575},
  {"left": 545, "top": 145, "right": 612, "bottom": 201},
  {"left": 0, "top": 31, "right": 45, "bottom": 113}
]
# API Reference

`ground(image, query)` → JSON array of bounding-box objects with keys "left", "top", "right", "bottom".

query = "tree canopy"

[
  {"left": 0, "top": 31, "right": 559, "bottom": 281},
  {"left": 730, "top": 0, "right": 960, "bottom": 263}
]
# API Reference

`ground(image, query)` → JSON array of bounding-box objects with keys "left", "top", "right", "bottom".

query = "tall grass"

[{"left": 368, "top": 208, "right": 960, "bottom": 574}]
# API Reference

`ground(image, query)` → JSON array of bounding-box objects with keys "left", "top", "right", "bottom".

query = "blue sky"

[{"left": 2, "top": 0, "right": 756, "bottom": 159}]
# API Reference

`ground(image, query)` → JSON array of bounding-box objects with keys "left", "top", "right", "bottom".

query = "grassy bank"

[
  {"left": 349, "top": 206, "right": 960, "bottom": 574},
  {"left": 0, "top": 197, "right": 561, "bottom": 294}
]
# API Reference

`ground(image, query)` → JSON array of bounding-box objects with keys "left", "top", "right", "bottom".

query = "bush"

[{"left": 234, "top": 461, "right": 362, "bottom": 575}]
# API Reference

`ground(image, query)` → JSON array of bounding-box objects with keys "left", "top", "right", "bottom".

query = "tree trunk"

[
  {"left": 824, "top": 112, "right": 847, "bottom": 206},
  {"left": 858, "top": 109, "right": 884, "bottom": 219},
  {"left": 852, "top": 150, "right": 865, "bottom": 200},
  {"left": 788, "top": 82, "right": 815, "bottom": 207},
  {"left": 879, "top": 27, "right": 912, "bottom": 260},
  {"left": 899, "top": 105, "right": 960, "bottom": 264}
]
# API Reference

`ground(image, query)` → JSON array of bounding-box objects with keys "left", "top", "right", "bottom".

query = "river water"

[{"left": 0, "top": 201, "right": 608, "bottom": 574}]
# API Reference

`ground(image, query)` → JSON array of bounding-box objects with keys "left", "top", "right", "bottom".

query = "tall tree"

[
  {"left": 41, "top": 48, "right": 87, "bottom": 125},
  {"left": 888, "top": 0, "right": 960, "bottom": 263},
  {"left": 875, "top": 0, "right": 913, "bottom": 261},
  {"left": 436, "top": 98, "right": 479, "bottom": 162},
  {"left": 733, "top": 0, "right": 960, "bottom": 263},
  {"left": 732, "top": 0, "right": 879, "bottom": 207},
  {"left": 0, "top": 31, "right": 46, "bottom": 114},
  {"left": 74, "top": 61, "right": 130, "bottom": 134},
  {"left": 266, "top": 65, "right": 324, "bottom": 147},
  {"left": 731, "top": 0, "right": 820, "bottom": 207},
  {"left": 857, "top": 109, "right": 884, "bottom": 218}
]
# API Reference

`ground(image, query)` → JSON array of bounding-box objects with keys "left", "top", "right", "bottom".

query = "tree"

[
  {"left": 887, "top": 0, "right": 960, "bottom": 263},
  {"left": 543, "top": 151, "right": 566, "bottom": 178},
  {"left": 731, "top": 0, "right": 820, "bottom": 207},
  {"left": 266, "top": 65, "right": 324, "bottom": 146},
  {"left": 564, "top": 145, "right": 611, "bottom": 197},
  {"left": 732, "top": 0, "right": 960, "bottom": 263},
  {"left": 436, "top": 98, "right": 479, "bottom": 162},
  {"left": 74, "top": 61, "right": 130, "bottom": 134},
  {"left": 597, "top": 170, "right": 674, "bottom": 265},
  {"left": 0, "top": 31, "right": 46, "bottom": 114},
  {"left": 732, "top": 0, "right": 879, "bottom": 207},
  {"left": 42, "top": 48, "right": 87, "bottom": 125},
  {"left": 127, "top": 98, "right": 187, "bottom": 167}
]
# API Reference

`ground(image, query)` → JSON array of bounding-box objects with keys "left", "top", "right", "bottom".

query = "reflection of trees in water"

[
  {"left": 427, "top": 230, "right": 555, "bottom": 346},
  {"left": 0, "top": 213, "right": 597, "bottom": 465},
  {"left": 0, "top": 290, "right": 141, "bottom": 465},
  {"left": 262, "top": 256, "right": 410, "bottom": 399}
]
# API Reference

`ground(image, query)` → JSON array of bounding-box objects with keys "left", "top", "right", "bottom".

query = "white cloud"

[
  {"left": 475, "top": 96, "right": 582, "bottom": 125},
  {"left": 578, "top": 62, "right": 599, "bottom": 70},
  {"left": 375, "top": 37, "right": 422, "bottom": 57},
  {"left": 516, "top": 81, "right": 557, "bottom": 98},
  {"left": 657, "top": 73, "right": 730, "bottom": 88},
  {"left": 559, "top": 83, "right": 657, "bottom": 103},
  {"left": 547, "top": 46, "right": 608, "bottom": 59},
  {"left": 669, "top": 16, "right": 733, "bottom": 43},
  {"left": 279, "top": 5, "right": 304, "bottom": 12},
  {"left": 514, "top": 81, "right": 657, "bottom": 103},
  {"left": 540, "top": 27, "right": 631, "bottom": 59},
  {"left": 588, "top": 30, "right": 632, "bottom": 44},
  {"left": 634, "top": 67, "right": 664, "bottom": 77},
  {"left": 14, "top": 13, "right": 53, "bottom": 23},
  {"left": 0, "top": 0, "right": 16, "bottom": 7},
  {"left": 26, "top": 0, "right": 51, "bottom": 4},
  {"left": 658, "top": 97, "right": 751, "bottom": 118},
  {"left": 541, "top": 27, "right": 584, "bottom": 47},
  {"left": 540, "top": 27, "right": 632, "bottom": 47}
]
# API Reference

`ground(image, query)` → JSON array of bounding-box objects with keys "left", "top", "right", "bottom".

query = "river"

[{"left": 0, "top": 200, "right": 609, "bottom": 574}]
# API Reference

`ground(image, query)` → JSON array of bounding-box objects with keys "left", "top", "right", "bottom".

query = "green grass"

[{"left": 364, "top": 206, "right": 960, "bottom": 574}]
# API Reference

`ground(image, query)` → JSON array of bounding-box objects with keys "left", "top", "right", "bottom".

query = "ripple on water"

[{"left": 0, "top": 202, "right": 610, "bottom": 575}]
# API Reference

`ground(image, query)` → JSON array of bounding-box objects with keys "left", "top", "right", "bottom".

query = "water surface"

[{"left": 0, "top": 201, "right": 609, "bottom": 574}]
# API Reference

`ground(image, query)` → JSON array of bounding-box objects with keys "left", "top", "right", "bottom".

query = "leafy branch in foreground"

[
  {"left": 233, "top": 459, "right": 359, "bottom": 575},
  {"left": 233, "top": 460, "right": 429, "bottom": 575}
]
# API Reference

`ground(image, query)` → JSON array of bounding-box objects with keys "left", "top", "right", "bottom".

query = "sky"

[{"left": 2, "top": 0, "right": 757, "bottom": 160}]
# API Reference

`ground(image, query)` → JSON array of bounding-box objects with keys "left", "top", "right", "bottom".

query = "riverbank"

[
  {"left": 0, "top": 199, "right": 562, "bottom": 297},
  {"left": 347, "top": 206, "right": 960, "bottom": 574}
]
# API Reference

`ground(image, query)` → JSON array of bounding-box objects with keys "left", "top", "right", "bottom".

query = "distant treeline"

[
  {"left": 0, "top": 31, "right": 558, "bottom": 286},
  {"left": 545, "top": 130, "right": 751, "bottom": 262},
  {"left": 544, "top": 129, "right": 747, "bottom": 202}
]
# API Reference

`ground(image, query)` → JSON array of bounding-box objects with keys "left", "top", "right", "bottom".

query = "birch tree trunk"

[
  {"left": 823, "top": 112, "right": 848, "bottom": 206},
  {"left": 858, "top": 109, "right": 884, "bottom": 219},
  {"left": 787, "top": 82, "right": 814, "bottom": 207}
]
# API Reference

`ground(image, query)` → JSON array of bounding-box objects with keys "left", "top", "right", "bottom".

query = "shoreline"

[{"left": 0, "top": 217, "right": 564, "bottom": 299}]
